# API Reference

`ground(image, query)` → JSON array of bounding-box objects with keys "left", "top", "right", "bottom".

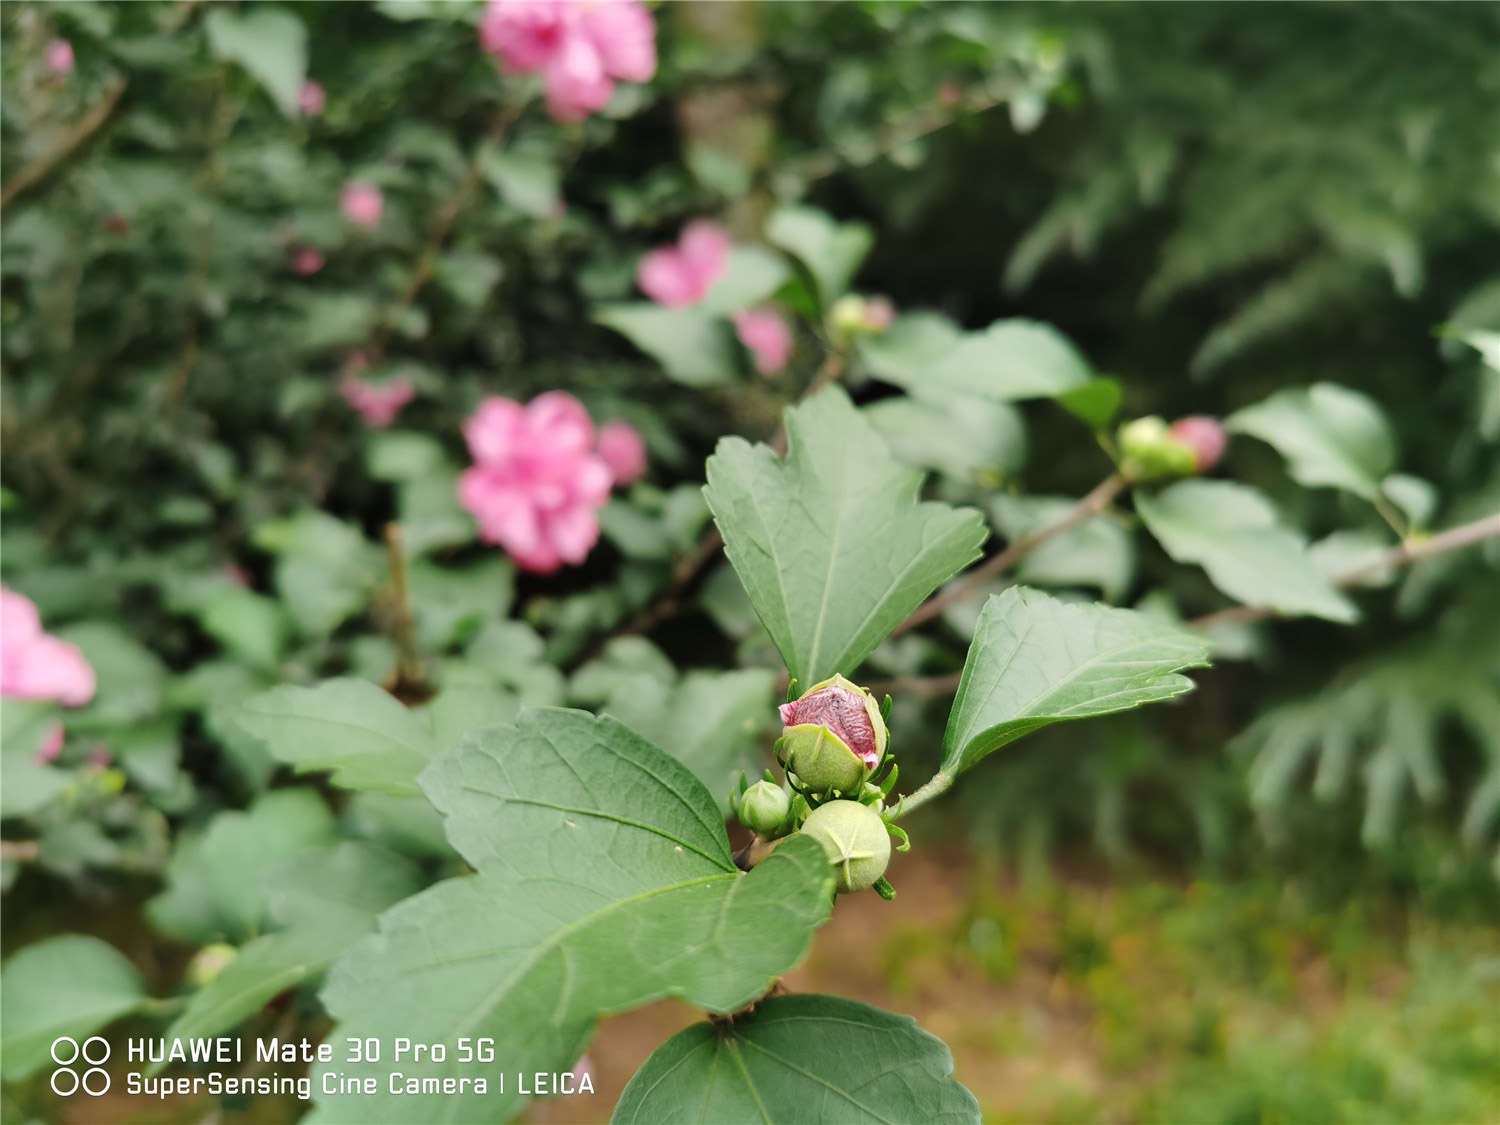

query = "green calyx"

[
  {"left": 799, "top": 799, "right": 893, "bottom": 894},
  {"left": 781, "top": 723, "right": 868, "bottom": 795}
]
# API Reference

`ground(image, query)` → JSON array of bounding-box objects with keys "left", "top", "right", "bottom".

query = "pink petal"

[
  {"left": 480, "top": 0, "right": 569, "bottom": 73},
  {"left": 544, "top": 504, "right": 601, "bottom": 565},
  {"left": 1, "top": 587, "right": 43, "bottom": 654},
  {"left": 678, "top": 221, "right": 730, "bottom": 287},
  {"left": 341, "top": 182, "right": 383, "bottom": 227},
  {"left": 636, "top": 249, "right": 699, "bottom": 308},
  {"left": 578, "top": 0, "right": 656, "bottom": 82},
  {"left": 46, "top": 39, "right": 74, "bottom": 75},
  {"left": 543, "top": 33, "right": 613, "bottom": 123},
  {"left": 10, "top": 635, "right": 97, "bottom": 707},
  {"left": 463, "top": 397, "right": 527, "bottom": 464},
  {"left": 732, "top": 309, "right": 794, "bottom": 376},
  {"left": 35, "top": 723, "right": 65, "bottom": 764},
  {"left": 298, "top": 80, "right": 326, "bottom": 116},
  {"left": 526, "top": 391, "right": 594, "bottom": 453},
  {"left": 596, "top": 421, "right": 647, "bottom": 485}
]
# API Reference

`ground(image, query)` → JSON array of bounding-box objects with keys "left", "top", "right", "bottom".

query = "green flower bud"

[
  {"left": 738, "top": 780, "right": 792, "bottom": 837},
  {"left": 799, "top": 799, "right": 892, "bottom": 893},
  {"left": 187, "top": 942, "right": 237, "bottom": 988},
  {"left": 830, "top": 295, "right": 869, "bottom": 337},
  {"left": 1118, "top": 415, "right": 1197, "bottom": 480}
]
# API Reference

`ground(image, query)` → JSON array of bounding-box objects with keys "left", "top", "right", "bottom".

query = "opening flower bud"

[
  {"left": 1167, "top": 415, "right": 1228, "bottom": 472},
  {"left": 738, "top": 779, "right": 792, "bottom": 837},
  {"left": 799, "top": 799, "right": 892, "bottom": 893},
  {"left": 778, "top": 675, "right": 888, "bottom": 794}
]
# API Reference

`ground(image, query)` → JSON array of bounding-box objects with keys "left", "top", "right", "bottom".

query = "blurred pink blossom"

[
  {"left": 299, "top": 80, "right": 326, "bottom": 116},
  {"left": 596, "top": 420, "right": 647, "bottom": 485},
  {"left": 1, "top": 587, "right": 96, "bottom": 707},
  {"left": 636, "top": 221, "right": 730, "bottom": 307},
  {"left": 88, "top": 746, "right": 113, "bottom": 769},
  {"left": 480, "top": 0, "right": 656, "bottom": 123},
  {"left": 340, "top": 375, "right": 414, "bottom": 429},
  {"left": 862, "top": 296, "right": 896, "bottom": 331},
  {"left": 732, "top": 308, "right": 794, "bottom": 375},
  {"left": 341, "top": 181, "right": 383, "bottom": 227},
  {"left": 457, "top": 392, "right": 614, "bottom": 573},
  {"left": 290, "top": 247, "right": 324, "bottom": 275},
  {"left": 1168, "top": 415, "right": 1229, "bottom": 472},
  {"left": 35, "top": 723, "right": 65, "bottom": 764},
  {"left": 46, "top": 38, "right": 74, "bottom": 75}
]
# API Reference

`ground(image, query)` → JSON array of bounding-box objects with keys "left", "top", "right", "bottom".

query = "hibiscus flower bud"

[
  {"left": 1117, "top": 415, "right": 1197, "bottom": 480},
  {"left": 1167, "top": 415, "right": 1228, "bottom": 472},
  {"left": 187, "top": 942, "right": 237, "bottom": 988},
  {"left": 799, "top": 799, "right": 892, "bottom": 893},
  {"left": 778, "top": 675, "right": 887, "bottom": 795},
  {"left": 737, "top": 779, "right": 792, "bottom": 837}
]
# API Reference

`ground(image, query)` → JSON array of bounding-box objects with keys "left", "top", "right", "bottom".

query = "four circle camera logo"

[{"left": 51, "top": 1035, "right": 111, "bottom": 1096}]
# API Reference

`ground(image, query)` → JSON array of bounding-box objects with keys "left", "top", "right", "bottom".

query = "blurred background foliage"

[{"left": 3, "top": 2, "right": 1499, "bottom": 1120}]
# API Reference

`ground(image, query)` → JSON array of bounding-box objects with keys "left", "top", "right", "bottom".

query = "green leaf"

[
  {"left": 1, "top": 936, "right": 148, "bottom": 1081},
  {"left": 704, "top": 387, "right": 986, "bottom": 686},
  {"left": 941, "top": 587, "right": 1209, "bottom": 778},
  {"left": 1380, "top": 473, "right": 1437, "bottom": 530},
  {"left": 700, "top": 247, "right": 792, "bottom": 316},
  {"left": 310, "top": 709, "right": 835, "bottom": 1124},
  {"left": 204, "top": 8, "right": 307, "bottom": 118},
  {"left": 765, "top": 205, "right": 873, "bottom": 308},
  {"left": 1136, "top": 480, "right": 1359, "bottom": 622},
  {"left": 408, "top": 557, "right": 514, "bottom": 651},
  {"left": 920, "top": 319, "right": 1093, "bottom": 402},
  {"left": 195, "top": 587, "right": 290, "bottom": 671},
  {"left": 53, "top": 621, "right": 167, "bottom": 732},
  {"left": 159, "top": 843, "right": 421, "bottom": 1051},
  {"left": 990, "top": 496, "right": 1135, "bottom": 601},
  {"left": 595, "top": 304, "right": 740, "bottom": 386},
  {"left": 598, "top": 668, "right": 778, "bottom": 812},
  {"left": 235, "top": 679, "right": 438, "bottom": 797},
  {"left": 1056, "top": 376, "right": 1124, "bottom": 429},
  {"left": 866, "top": 394, "right": 1027, "bottom": 484},
  {"left": 856, "top": 311, "right": 963, "bottom": 387},
  {"left": 613, "top": 994, "right": 980, "bottom": 1125},
  {"left": 365, "top": 431, "right": 447, "bottom": 482},
  {"left": 255, "top": 510, "right": 383, "bottom": 636},
  {"left": 1227, "top": 383, "right": 1396, "bottom": 500},
  {"left": 146, "top": 790, "right": 338, "bottom": 944},
  {"left": 477, "top": 144, "right": 561, "bottom": 218}
]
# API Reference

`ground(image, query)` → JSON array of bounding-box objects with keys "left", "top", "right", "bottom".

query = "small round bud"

[
  {"left": 830, "top": 295, "right": 868, "bottom": 337},
  {"left": 800, "top": 800, "right": 892, "bottom": 893},
  {"left": 187, "top": 942, "right": 238, "bottom": 988},
  {"left": 738, "top": 780, "right": 792, "bottom": 837},
  {"left": 1117, "top": 415, "right": 1196, "bottom": 480},
  {"left": 1167, "top": 415, "right": 1227, "bottom": 472}
]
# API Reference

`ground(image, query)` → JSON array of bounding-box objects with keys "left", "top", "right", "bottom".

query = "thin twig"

[
  {"left": 383, "top": 523, "right": 423, "bottom": 690},
  {"left": 875, "top": 509, "right": 1500, "bottom": 699},
  {"left": 1188, "top": 510, "right": 1500, "bottom": 629},
  {"left": 893, "top": 471, "right": 1130, "bottom": 637},
  {"left": 0, "top": 76, "right": 127, "bottom": 212},
  {"left": 367, "top": 103, "right": 519, "bottom": 363}
]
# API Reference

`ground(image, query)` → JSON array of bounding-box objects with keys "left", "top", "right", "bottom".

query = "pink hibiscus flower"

[
  {"left": 457, "top": 392, "right": 614, "bottom": 573},
  {"left": 480, "top": 0, "right": 656, "bottom": 123},
  {"left": 341, "top": 181, "right": 384, "bottom": 227},
  {"left": 1, "top": 587, "right": 96, "bottom": 707},
  {"left": 636, "top": 220, "right": 730, "bottom": 307}
]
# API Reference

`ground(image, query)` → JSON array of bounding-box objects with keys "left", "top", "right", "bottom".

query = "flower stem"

[
  {"left": 896, "top": 770, "right": 954, "bottom": 819},
  {"left": 893, "top": 471, "right": 1131, "bottom": 637}
]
